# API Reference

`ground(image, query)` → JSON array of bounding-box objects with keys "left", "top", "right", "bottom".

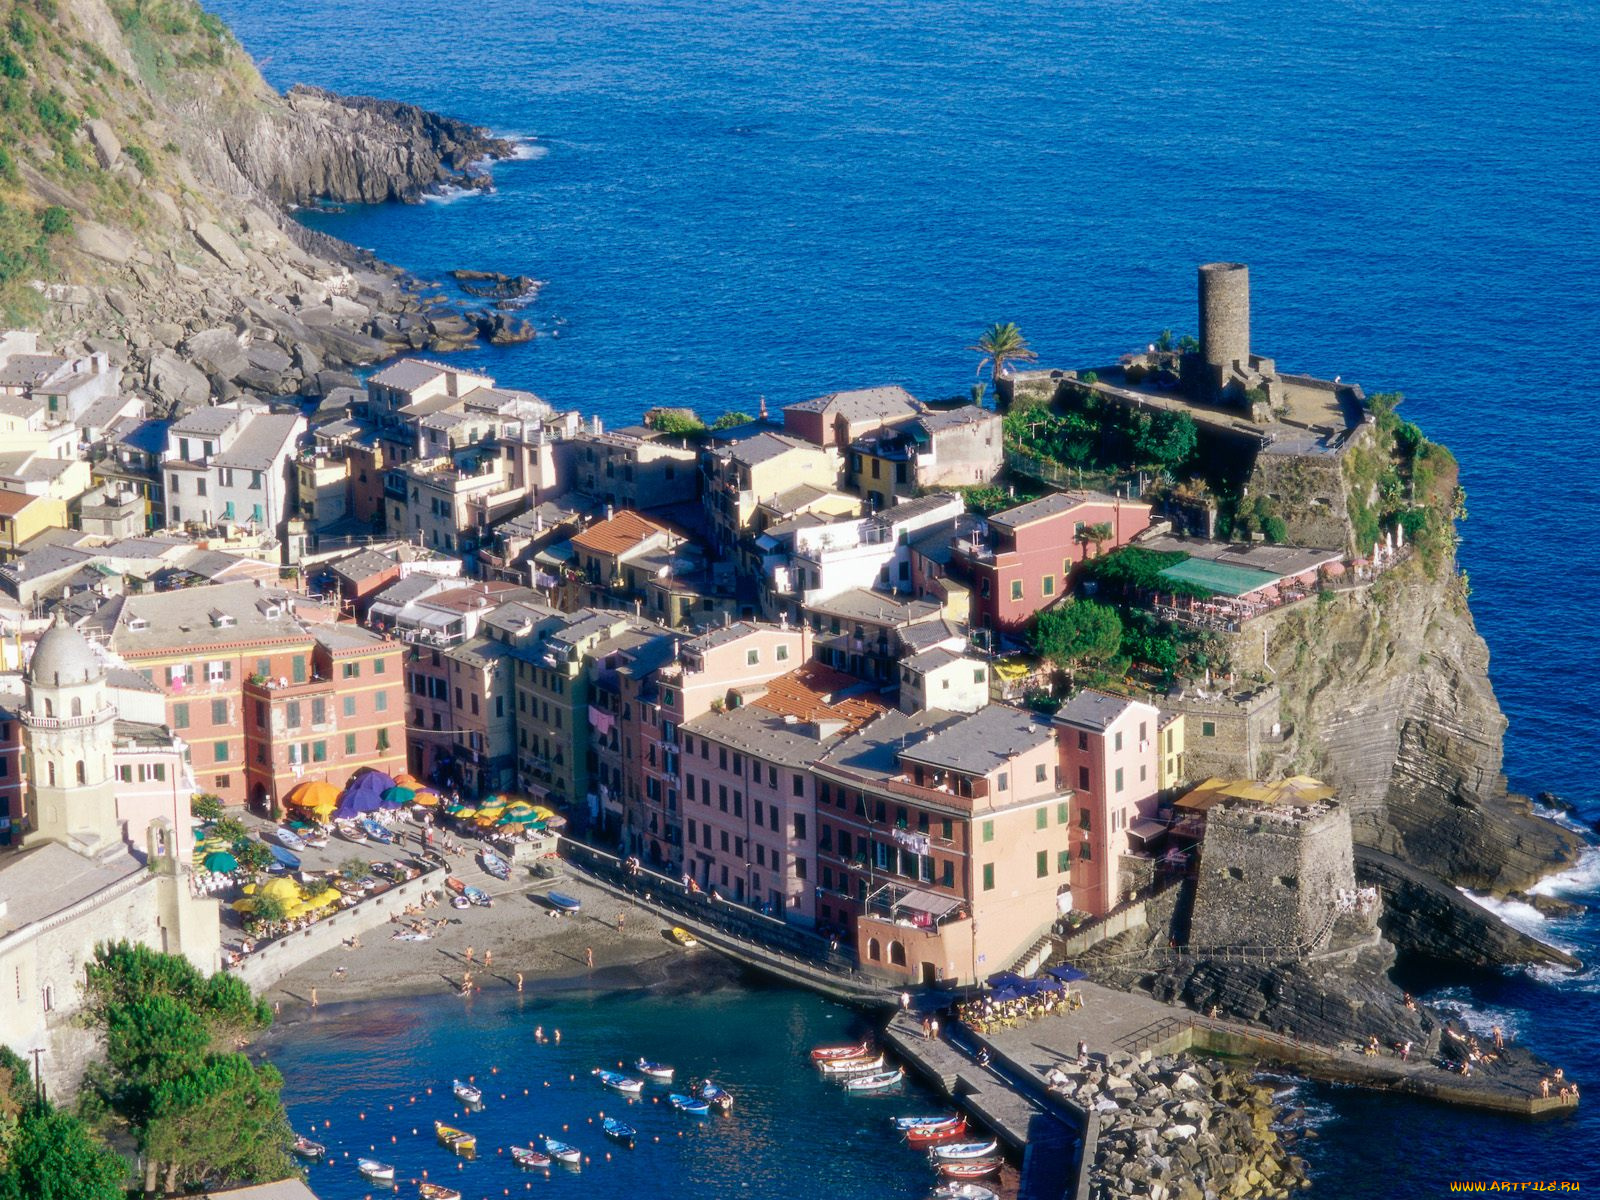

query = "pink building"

[
  {"left": 781, "top": 386, "right": 920, "bottom": 451},
  {"left": 1053, "top": 689, "right": 1163, "bottom": 916},
  {"left": 628, "top": 621, "right": 812, "bottom": 872},
  {"left": 949, "top": 491, "right": 1151, "bottom": 635},
  {"left": 680, "top": 663, "right": 885, "bottom": 919}
]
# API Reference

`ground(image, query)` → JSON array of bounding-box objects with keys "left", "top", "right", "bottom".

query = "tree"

[
  {"left": 1075, "top": 521, "right": 1114, "bottom": 559},
  {"left": 1133, "top": 410, "right": 1197, "bottom": 471},
  {"left": 710, "top": 410, "right": 752, "bottom": 431},
  {"left": 645, "top": 408, "right": 706, "bottom": 437},
  {"left": 968, "top": 322, "right": 1038, "bottom": 397},
  {"left": 106, "top": 995, "right": 212, "bottom": 1118},
  {"left": 339, "top": 856, "right": 373, "bottom": 881},
  {"left": 1029, "top": 599, "right": 1124, "bottom": 687},
  {"left": 230, "top": 839, "right": 272, "bottom": 876},
  {"left": 0, "top": 1105, "right": 127, "bottom": 1200},
  {"left": 190, "top": 793, "right": 223, "bottom": 822},
  {"left": 140, "top": 1054, "right": 294, "bottom": 1193}
]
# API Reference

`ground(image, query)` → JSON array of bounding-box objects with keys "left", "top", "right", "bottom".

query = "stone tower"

[
  {"left": 1198, "top": 261, "right": 1251, "bottom": 381},
  {"left": 22, "top": 614, "right": 121, "bottom": 856}
]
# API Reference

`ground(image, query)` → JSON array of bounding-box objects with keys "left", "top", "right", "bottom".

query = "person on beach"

[
  {"left": 1077, "top": 1040, "right": 1089, "bottom": 1066},
  {"left": 900, "top": 991, "right": 911, "bottom": 1013},
  {"left": 1540, "top": 1077, "right": 1552, "bottom": 1097},
  {"left": 484, "top": 949, "right": 492, "bottom": 969},
  {"left": 616, "top": 912, "right": 625, "bottom": 933},
  {"left": 554, "top": 1029, "right": 561, "bottom": 1043},
  {"left": 929, "top": 1017, "right": 939, "bottom": 1040},
  {"left": 310, "top": 987, "right": 317, "bottom": 1008},
  {"left": 535, "top": 1026, "right": 545, "bottom": 1042},
  {"left": 517, "top": 972, "right": 524, "bottom": 992},
  {"left": 586, "top": 947, "right": 595, "bottom": 969},
  {"left": 465, "top": 946, "right": 474, "bottom": 964},
  {"left": 1492, "top": 1024, "right": 1504, "bottom": 1050}
]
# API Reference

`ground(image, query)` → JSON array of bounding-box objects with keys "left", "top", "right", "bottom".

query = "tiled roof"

[
  {"left": 1053, "top": 688, "right": 1148, "bottom": 732},
  {"left": 785, "top": 385, "right": 918, "bottom": 418},
  {"left": 988, "top": 489, "right": 1126, "bottom": 531},
  {"left": 368, "top": 358, "right": 454, "bottom": 390},
  {"left": 751, "top": 662, "right": 887, "bottom": 729},
  {"left": 570, "top": 510, "right": 670, "bottom": 557}
]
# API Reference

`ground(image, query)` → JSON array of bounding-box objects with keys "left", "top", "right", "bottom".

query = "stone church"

[{"left": 0, "top": 615, "right": 219, "bottom": 1097}]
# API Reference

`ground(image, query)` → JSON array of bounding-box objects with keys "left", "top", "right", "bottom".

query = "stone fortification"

[{"left": 1189, "top": 796, "right": 1355, "bottom": 954}]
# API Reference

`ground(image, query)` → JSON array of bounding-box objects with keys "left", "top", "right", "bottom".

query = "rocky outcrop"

[{"left": 1232, "top": 559, "right": 1583, "bottom": 894}]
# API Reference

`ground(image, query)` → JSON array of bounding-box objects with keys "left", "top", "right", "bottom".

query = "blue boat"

[
  {"left": 697, "top": 1081, "right": 733, "bottom": 1112},
  {"left": 669, "top": 1093, "right": 710, "bottom": 1115},
  {"left": 269, "top": 826, "right": 304, "bottom": 851},
  {"left": 268, "top": 842, "right": 301, "bottom": 871},
  {"left": 547, "top": 892, "right": 582, "bottom": 914},
  {"left": 360, "top": 818, "right": 396, "bottom": 844},
  {"left": 601, "top": 1117, "right": 636, "bottom": 1146},
  {"left": 542, "top": 1137, "right": 582, "bottom": 1166}
]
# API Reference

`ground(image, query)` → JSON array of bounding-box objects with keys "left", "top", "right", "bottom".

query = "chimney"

[{"left": 605, "top": 504, "right": 614, "bottom": 522}]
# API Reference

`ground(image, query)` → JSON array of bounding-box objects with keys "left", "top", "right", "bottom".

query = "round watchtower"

[{"left": 1198, "top": 262, "right": 1251, "bottom": 376}]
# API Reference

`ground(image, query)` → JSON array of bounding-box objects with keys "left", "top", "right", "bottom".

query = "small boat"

[
  {"left": 697, "top": 1081, "right": 733, "bottom": 1112},
  {"left": 419, "top": 1185, "right": 463, "bottom": 1200},
  {"left": 547, "top": 891, "right": 582, "bottom": 915},
  {"left": 591, "top": 1068, "right": 644, "bottom": 1094},
  {"left": 843, "top": 1067, "right": 905, "bottom": 1091},
  {"left": 812, "top": 1040, "right": 873, "bottom": 1063},
  {"left": 300, "top": 828, "right": 330, "bottom": 849},
  {"left": 479, "top": 849, "right": 510, "bottom": 880},
  {"left": 360, "top": 818, "right": 396, "bottom": 844},
  {"left": 357, "top": 1158, "right": 394, "bottom": 1180},
  {"left": 445, "top": 876, "right": 466, "bottom": 894},
  {"left": 601, "top": 1117, "right": 637, "bottom": 1146},
  {"left": 511, "top": 1144, "right": 552, "bottom": 1169},
  {"left": 464, "top": 885, "right": 492, "bottom": 908},
  {"left": 290, "top": 1134, "right": 325, "bottom": 1159},
  {"left": 635, "top": 1058, "right": 674, "bottom": 1081},
  {"left": 268, "top": 842, "right": 301, "bottom": 871},
  {"left": 938, "top": 1160, "right": 1004, "bottom": 1180},
  {"left": 335, "top": 820, "right": 368, "bottom": 845},
  {"left": 452, "top": 1078, "right": 483, "bottom": 1105},
  {"left": 270, "top": 826, "right": 305, "bottom": 850},
  {"left": 435, "top": 1120, "right": 476, "bottom": 1156},
  {"left": 392, "top": 929, "right": 432, "bottom": 941},
  {"left": 933, "top": 1184, "right": 999, "bottom": 1200},
  {"left": 819, "top": 1052, "right": 885, "bottom": 1075},
  {"left": 417, "top": 849, "right": 449, "bottom": 871},
  {"left": 907, "top": 1119, "right": 970, "bottom": 1147},
  {"left": 668, "top": 926, "right": 699, "bottom": 948},
  {"left": 450, "top": 895, "right": 471, "bottom": 910},
  {"left": 932, "top": 1139, "right": 1001, "bottom": 1161},
  {"left": 669, "top": 1093, "right": 711, "bottom": 1115},
  {"left": 542, "top": 1136, "right": 582, "bottom": 1165},
  {"left": 893, "top": 1114, "right": 959, "bottom": 1130}
]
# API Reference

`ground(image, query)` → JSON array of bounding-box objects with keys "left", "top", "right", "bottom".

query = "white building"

[
  {"left": 766, "top": 492, "right": 963, "bottom": 611},
  {"left": 162, "top": 403, "right": 306, "bottom": 535}
]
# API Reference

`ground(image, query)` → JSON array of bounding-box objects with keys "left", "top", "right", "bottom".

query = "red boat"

[
  {"left": 938, "top": 1160, "right": 1004, "bottom": 1180},
  {"left": 809, "top": 1040, "right": 872, "bottom": 1063},
  {"left": 906, "top": 1119, "right": 969, "bottom": 1147}
]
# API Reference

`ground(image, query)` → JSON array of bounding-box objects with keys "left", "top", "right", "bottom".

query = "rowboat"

[
  {"left": 270, "top": 826, "right": 305, "bottom": 850},
  {"left": 463, "top": 885, "right": 492, "bottom": 908},
  {"left": 435, "top": 1120, "right": 476, "bottom": 1156},
  {"left": 357, "top": 1158, "right": 394, "bottom": 1180},
  {"left": 932, "top": 1139, "right": 1000, "bottom": 1161},
  {"left": 635, "top": 1058, "right": 674, "bottom": 1081},
  {"left": 479, "top": 849, "right": 510, "bottom": 880},
  {"left": 335, "top": 820, "right": 368, "bottom": 845},
  {"left": 419, "top": 1185, "right": 463, "bottom": 1200},
  {"left": 547, "top": 891, "right": 582, "bottom": 914},
  {"left": 591, "top": 1068, "right": 644, "bottom": 1094},
  {"left": 601, "top": 1117, "right": 637, "bottom": 1146},
  {"left": 893, "top": 1114, "right": 960, "bottom": 1130},
  {"left": 417, "top": 849, "right": 448, "bottom": 871},
  {"left": 511, "top": 1144, "right": 551, "bottom": 1169},
  {"left": 445, "top": 876, "right": 467, "bottom": 894},
  {"left": 393, "top": 929, "right": 432, "bottom": 941},
  {"left": 290, "top": 1135, "right": 325, "bottom": 1159},
  {"left": 668, "top": 926, "right": 699, "bottom": 948},
  {"left": 811, "top": 1040, "right": 872, "bottom": 1063},
  {"left": 300, "top": 828, "right": 329, "bottom": 849},
  {"left": 669, "top": 1093, "right": 711, "bottom": 1115},
  {"left": 543, "top": 1136, "right": 582, "bottom": 1165},
  {"left": 843, "top": 1067, "right": 904, "bottom": 1091},
  {"left": 360, "top": 818, "right": 396, "bottom": 844},
  {"left": 819, "top": 1052, "right": 884, "bottom": 1075},
  {"left": 932, "top": 1184, "right": 999, "bottom": 1200},
  {"left": 268, "top": 842, "right": 301, "bottom": 871},
  {"left": 697, "top": 1081, "right": 733, "bottom": 1112},
  {"left": 907, "top": 1119, "right": 970, "bottom": 1147},
  {"left": 938, "top": 1160, "right": 1004, "bottom": 1180},
  {"left": 452, "top": 1078, "right": 483, "bottom": 1105}
]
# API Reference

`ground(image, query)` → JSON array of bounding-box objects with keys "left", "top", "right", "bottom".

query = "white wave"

[
  {"left": 505, "top": 138, "right": 547, "bottom": 161},
  {"left": 1529, "top": 846, "right": 1600, "bottom": 900},
  {"left": 422, "top": 185, "right": 488, "bottom": 205},
  {"left": 1456, "top": 887, "right": 1547, "bottom": 930},
  {"left": 1426, "top": 985, "right": 1527, "bottom": 1041}
]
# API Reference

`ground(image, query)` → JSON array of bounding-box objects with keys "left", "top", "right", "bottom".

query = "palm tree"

[{"left": 968, "top": 322, "right": 1038, "bottom": 397}]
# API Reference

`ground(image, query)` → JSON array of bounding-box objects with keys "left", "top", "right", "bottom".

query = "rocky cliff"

[{"left": 0, "top": 0, "right": 516, "bottom": 406}]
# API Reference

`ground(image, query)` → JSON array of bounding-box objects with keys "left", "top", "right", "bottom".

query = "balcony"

[
  {"left": 244, "top": 674, "right": 333, "bottom": 699},
  {"left": 21, "top": 705, "right": 115, "bottom": 729}
]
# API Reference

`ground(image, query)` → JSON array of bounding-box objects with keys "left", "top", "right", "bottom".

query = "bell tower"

[{"left": 22, "top": 614, "right": 121, "bottom": 856}]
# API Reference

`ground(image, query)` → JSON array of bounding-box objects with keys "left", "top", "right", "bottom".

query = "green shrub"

[
  {"left": 124, "top": 142, "right": 152, "bottom": 174},
  {"left": 39, "top": 206, "right": 70, "bottom": 236}
]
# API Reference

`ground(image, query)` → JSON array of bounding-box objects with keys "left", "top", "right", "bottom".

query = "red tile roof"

[
  {"left": 753, "top": 662, "right": 887, "bottom": 731},
  {"left": 571, "top": 510, "right": 670, "bottom": 557}
]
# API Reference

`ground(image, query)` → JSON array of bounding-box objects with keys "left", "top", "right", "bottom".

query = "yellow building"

[
  {"left": 1157, "top": 711, "right": 1186, "bottom": 792},
  {"left": 0, "top": 490, "right": 68, "bottom": 559}
]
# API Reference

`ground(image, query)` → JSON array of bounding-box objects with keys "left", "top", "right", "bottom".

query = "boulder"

[
  {"left": 85, "top": 119, "right": 121, "bottom": 168},
  {"left": 475, "top": 311, "right": 537, "bottom": 345},
  {"left": 148, "top": 350, "right": 211, "bottom": 408},
  {"left": 244, "top": 341, "right": 294, "bottom": 375},
  {"left": 193, "top": 221, "right": 250, "bottom": 271},
  {"left": 75, "top": 220, "right": 134, "bottom": 264},
  {"left": 181, "top": 327, "right": 247, "bottom": 377}
]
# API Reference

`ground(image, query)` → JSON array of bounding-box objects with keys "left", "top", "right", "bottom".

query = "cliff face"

[
  {"left": 0, "top": 0, "right": 510, "bottom": 404},
  {"left": 1232, "top": 555, "right": 1582, "bottom": 895}
]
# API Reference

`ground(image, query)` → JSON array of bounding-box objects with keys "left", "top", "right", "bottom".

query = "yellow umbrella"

[
  {"left": 286, "top": 780, "right": 340, "bottom": 812},
  {"left": 411, "top": 791, "right": 440, "bottom": 807},
  {"left": 394, "top": 773, "right": 423, "bottom": 789},
  {"left": 503, "top": 801, "right": 535, "bottom": 814}
]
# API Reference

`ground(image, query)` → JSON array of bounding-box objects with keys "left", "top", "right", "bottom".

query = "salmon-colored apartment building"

[
  {"left": 1053, "top": 688, "right": 1164, "bottom": 916},
  {"left": 814, "top": 704, "right": 1075, "bottom": 986}
]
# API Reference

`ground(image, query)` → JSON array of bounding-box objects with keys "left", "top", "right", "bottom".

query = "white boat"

[
  {"left": 933, "top": 1185, "right": 999, "bottom": 1200},
  {"left": 635, "top": 1058, "right": 674, "bottom": 1081},
  {"left": 270, "top": 826, "right": 304, "bottom": 850},
  {"left": 543, "top": 1136, "right": 582, "bottom": 1165},
  {"left": 592, "top": 1068, "right": 644, "bottom": 1094},
  {"left": 334, "top": 819, "right": 368, "bottom": 845},
  {"left": 452, "top": 1078, "right": 483, "bottom": 1105},
  {"left": 357, "top": 1158, "right": 394, "bottom": 1180},
  {"left": 843, "top": 1067, "right": 905, "bottom": 1091},
  {"left": 819, "top": 1052, "right": 885, "bottom": 1075},
  {"left": 932, "top": 1139, "right": 1001, "bottom": 1160}
]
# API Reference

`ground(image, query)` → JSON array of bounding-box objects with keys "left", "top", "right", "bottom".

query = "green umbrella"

[
  {"left": 202, "top": 850, "right": 238, "bottom": 872},
  {"left": 382, "top": 786, "right": 416, "bottom": 806}
]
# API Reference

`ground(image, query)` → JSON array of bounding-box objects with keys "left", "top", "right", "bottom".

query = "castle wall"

[
  {"left": 1160, "top": 686, "right": 1280, "bottom": 782},
  {"left": 1247, "top": 446, "right": 1355, "bottom": 551}
]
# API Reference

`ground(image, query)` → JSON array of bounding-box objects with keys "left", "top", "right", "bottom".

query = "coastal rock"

[
  {"left": 181, "top": 327, "right": 247, "bottom": 378},
  {"left": 475, "top": 311, "right": 537, "bottom": 345},
  {"left": 85, "top": 119, "right": 121, "bottom": 169},
  {"left": 147, "top": 350, "right": 211, "bottom": 409},
  {"left": 193, "top": 221, "right": 250, "bottom": 272},
  {"left": 74, "top": 220, "right": 134, "bottom": 264}
]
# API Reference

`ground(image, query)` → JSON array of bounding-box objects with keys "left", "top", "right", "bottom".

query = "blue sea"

[{"left": 209, "top": 0, "right": 1600, "bottom": 1190}]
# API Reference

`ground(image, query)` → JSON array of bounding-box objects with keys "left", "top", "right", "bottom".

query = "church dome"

[{"left": 28, "top": 614, "right": 104, "bottom": 687}]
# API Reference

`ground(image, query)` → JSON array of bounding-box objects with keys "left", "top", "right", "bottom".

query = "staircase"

[{"left": 1006, "top": 932, "right": 1055, "bottom": 978}]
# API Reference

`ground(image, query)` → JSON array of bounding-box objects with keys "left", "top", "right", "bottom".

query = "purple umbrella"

[{"left": 334, "top": 770, "right": 396, "bottom": 820}]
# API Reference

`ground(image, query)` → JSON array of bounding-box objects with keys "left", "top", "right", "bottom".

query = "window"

[
  {"left": 343, "top": 662, "right": 361, "bottom": 679},
  {"left": 1114, "top": 730, "right": 1123, "bottom": 752},
  {"left": 211, "top": 699, "right": 227, "bottom": 725},
  {"left": 375, "top": 691, "right": 388, "bottom": 712},
  {"left": 793, "top": 813, "right": 806, "bottom": 840},
  {"left": 1079, "top": 843, "right": 1092, "bottom": 860},
  {"left": 213, "top": 740, "right": 228, "bottom": 763},
  {"left": 776, "top": 644, "right": 789, "bottom": 661},
  {"left": 345, "top": 733, "right": 357, "bottom": 754},
  {"left": 746, "top": 648, "right": 760, "bottom": 666},
  {"left": 1202, "top": 721, "right": 1216, "bottom": 737},
  {"left": 1010, "top": 579, "right": 1023, "bottom": 601},
  {"left": 1079, "top": 808, "right": 1091, "bottom": 830},
  {"left": 1078, "top": 765, "right": 1090, "bottom": 790},
  {"left": 286, "top": 700, "right": 301, "bottom": 728},
  {"left": 311, "top": 698, "right": 327, "bottom": 726},
  {"left": 982, "top": 864, "right": 995, "bottom": 891},
  {"left": 374, "top": 658, "right": 386, "bottom": 675},
  {"left": 1036, "top": 850, "right": 1048, "bottom": 878},
  {"left": 997, "top": 771, "right": 1008, "bottom": 791},
  {"left": 792, "top": 773, "right": 804, "bottom": 797},
  {"left": 344, "top": 696, "right": 357, "bottom": 717},
  {"left": 312, "top": 741, "right": 327, "bottom": 763},
  {"left": 942, "top": 860, "right": 954, "bottom": 887},
  {"left": 942, "top": 818, "right": 952, "bottom": 840},
  {"left": 1042, "top": 574, "right": 1055, "bottom": 596},
  {"left": 1036, "top": 808, "right": 1047, "bottom": 830},
  {"left": 1114, "top": 767, "right": 1124, "bottom": 793},
  {"left": 173, "top": 702, "right": 190, "bottom": 730},
  {"left": 1036, "top": 763, "right": 1048, "bottom": 783},
  {"left": 1058, "top": 849, "right": 1071, "bottom": 873},
  {"left": 291, "top": 655, "right": 307, "bottom": 684},
  {"left": 981, "top": 820, "right": 993, "bottom": 843}
]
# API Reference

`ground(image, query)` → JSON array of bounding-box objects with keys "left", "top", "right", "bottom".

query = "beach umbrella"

[
  {"left": 286, "top": 780, "right": 340, "bottom": 815},
  {"left": 498, "top": 810, "right": 536, "bottom": 825},
  {"left": 530, "top": 806, "right": 558, "bottom": 821},
  {"left": 503, "top": 801, "right": 536, "bottom": 815},
  {"left": 203, "top": 850, "right": 238, "bottom": 873},
  {"left": 1044, "top": 965, "right": 1087, "bottom": 983},
  {"left": 381, "top": 786, "right": 416, "bottom": 807},
  {"left": 394, "top": 773, "right": 423, "bottom": 788},
  {"left": 986, "top": 970, "right": 1026, "bottom": 990},
  {"left": 335, "top": 771, "right": 392, "bottom": 819},
  {"left": 192, "top": 826, "right": 207, "bottom": 842},
  {"left": 411, "top": 791, "right": 440, "bottom": 807}
]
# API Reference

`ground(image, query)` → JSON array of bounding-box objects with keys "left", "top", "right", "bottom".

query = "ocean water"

[
  {"left": 208, "top": 0, "right": 1600, "bottom": 1189},
  {"left": 263, "top": 978, "right": 938, "bottom": 1200}
]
